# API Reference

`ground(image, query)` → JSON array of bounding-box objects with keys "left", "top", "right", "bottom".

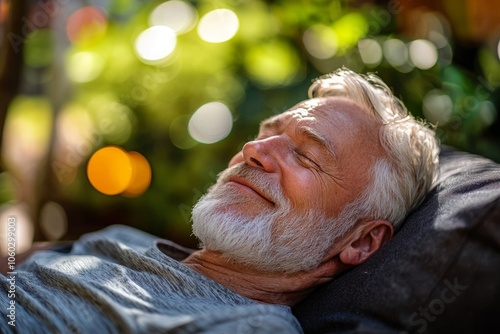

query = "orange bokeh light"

[
  {"left": 87, "top": 146, "right": 152, "bottom": 197},
  {"left": 0, "top": 1, "right": 8, "bottom": 23},
  {"left": 87, "top": 146, "right": 133, "bottom": 195},
  {"left": 123, "top": 151, "right": 152, "bottom": 197}
]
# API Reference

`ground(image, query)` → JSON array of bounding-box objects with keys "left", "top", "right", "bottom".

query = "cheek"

[
  {"left": 282, "top": 169, "right": 344, "bottom": 217},
  {"left": 228, "top": 152, "right": 243, "bottom": 167},
  {"left": 282, "top": 169, "right": 323, "bottom": 209}
]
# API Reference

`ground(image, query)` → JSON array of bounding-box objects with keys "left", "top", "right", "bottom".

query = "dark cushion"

[{"left": 293, "top": 146, "right": 500, "bottom": 333}]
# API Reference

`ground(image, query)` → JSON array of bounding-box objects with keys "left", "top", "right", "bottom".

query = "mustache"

[{"left": 216, "top": 163, "right": 286, "bottom": 206}]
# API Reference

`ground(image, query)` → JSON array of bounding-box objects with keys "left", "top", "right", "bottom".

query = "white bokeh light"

[
  {"left": 409, "top": 39, "right": 438, "bottom": 70},
  {"left": 383, "top": 39, "right": 408, "bottom": 68},
  {"left": 497, "top": 39, "right": 500, "bottom": 60},
  {"left": 358, "top": 39, "right": 382, "bottom": 67},
  {"left": 67, "top": 52, "right": 104, "bottom": 83},
  {"left": 197, "top": 9, "right": 239, "bottom": 43},
  {"left": 188, "top": 102, "right": 233, "bottom": 144},
  {"left": 134, "top": 26, "right": 177, "bottom": 63},
  {"left": 303, "top": 24, "right": 338, "bottom": 59},
  {"left": 40, "top": 201, "right": 68, "bottom": 241},
  {"left": 423, "top": 90, "right": 453, "bottom": 125},
  {"left": 149, "top": 1, "right": 197, "bottom": 35},
  {"left": 479, "top": 101, "right": 497, "bottom": 126}
]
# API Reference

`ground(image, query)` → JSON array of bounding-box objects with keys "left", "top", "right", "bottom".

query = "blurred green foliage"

[{"left": 1, "top": 0, "right": 499, "bottom": 244}]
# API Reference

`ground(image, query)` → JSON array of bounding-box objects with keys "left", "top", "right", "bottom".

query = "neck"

[{"left": 181, "top": 249, "right": 345, "bottom": 306}]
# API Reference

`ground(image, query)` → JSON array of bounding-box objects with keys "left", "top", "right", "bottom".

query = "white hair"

[{"left": 309, "top": 67, "right": 440, "bottom": 228}]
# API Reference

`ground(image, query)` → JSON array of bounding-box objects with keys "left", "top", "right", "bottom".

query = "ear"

[{"left": 339, "top": 220, "right": 394, "bottom": 266}]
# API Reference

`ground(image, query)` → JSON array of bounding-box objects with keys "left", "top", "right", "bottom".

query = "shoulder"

[
  {"left": 70, "top": 224, "right": 163, "bottom": 256},
  {"left": 157, "top": 304, "right": 304, "bottom": 334}
]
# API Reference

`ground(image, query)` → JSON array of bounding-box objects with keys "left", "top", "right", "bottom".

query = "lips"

[{"left": 228, "top": 176, "right": 275, "bottom": 206}]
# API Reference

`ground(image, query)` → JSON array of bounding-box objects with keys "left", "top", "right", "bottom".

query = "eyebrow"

[{"left": 259, "top": 117, "right": 283, "bottom": 132}]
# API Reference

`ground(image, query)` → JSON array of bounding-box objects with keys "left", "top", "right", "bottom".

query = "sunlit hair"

[{"left": 309, "top": 67, "right": 440, "bottom": 228}]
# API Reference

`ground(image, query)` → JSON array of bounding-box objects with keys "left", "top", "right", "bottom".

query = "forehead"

[{"left": 260, "top": 97, "right": 368, "bottom": 130}]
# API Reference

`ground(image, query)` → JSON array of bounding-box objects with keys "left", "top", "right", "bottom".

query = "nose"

[{"left": 241, "top": 138, "right": 279, "bottom": 172}]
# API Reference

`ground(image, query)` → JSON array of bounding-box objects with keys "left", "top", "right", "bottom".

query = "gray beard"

[{"left": 191, "top": 164, "right": 352, "bottom": 273}]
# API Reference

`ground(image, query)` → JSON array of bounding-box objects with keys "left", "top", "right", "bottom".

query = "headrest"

[{"left": 293, "top": 146, "right": 500, "bottom": 333}]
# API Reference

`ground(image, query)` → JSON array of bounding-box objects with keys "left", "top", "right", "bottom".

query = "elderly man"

[{"left": 0, "top": 68, "right": 439, "bottom": 333}]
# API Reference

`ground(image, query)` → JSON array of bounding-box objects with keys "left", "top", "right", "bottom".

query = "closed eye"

[{"left": 295, "top": 151, "right": 319, "bottom": 168}]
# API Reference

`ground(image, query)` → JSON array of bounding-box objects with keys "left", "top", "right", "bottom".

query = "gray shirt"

[{"left": 1, "top": 225, "right": 302, "bottom": 333}]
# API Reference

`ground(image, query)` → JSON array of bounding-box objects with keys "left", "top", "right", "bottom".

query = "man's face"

[{"left": 192, "top": 97, "right": 385, "bottom": 273}]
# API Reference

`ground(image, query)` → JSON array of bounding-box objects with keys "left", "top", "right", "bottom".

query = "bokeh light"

[
  {"left": 188, "top": 102, "right": 233, "bottom": 144},
  {"left": 87, "top": 147, "right": 152, "bottom": 196},
  {"left": 383, "top": 39, "right": 410, "bottom": 69},
  {"left": 149, "top": 1, "right": 198, "bottom": 34},
  {"left": 89, "top": 98, "right": 134, "bottom": 144},
  {"left": 358, "top": 39, "right": 383, "bottom": 67},
  {"left": 409, "top": 39, "right": 438, "bottom": 70},
  {"left": 332, "top": 12, "right": 367, "bottom": 52},
  {"left": 244, "top": 39, "right": 301, "bottom": 87},
  {"left": 40, "top": 201, "right": 68, "bottom": 241},
  {"left": 422, "top": 90, "right": 453, "bottom": 125},
  {"left": 53, "top": 104, "right": 95, "bottom": 185},
  {"left": 236, "top": 1, "right": 278, "bottom": 42},
  {"left": 0, "top": 1, "right": 7, "bottom": 23},
  {"left": 478, "top": 101, "right": 497, "bottom": 127},
  {"left": 197, "top": 9, "right": 239, "bottom": 43},
  {"left": 57, "top": 104, "right": 94, "bottom": 150},
  {"left": 497, "top": 39, "right": 500, "bottom": 61},
  {"left": 66, "top": 51, "right": 104, "bottom": 83},
  {"left": 87, "top": 146, "right": 134, "bottom": 195},
  {"left": 429, "top": 31, "right": 453, "bottom": 66},
  {"left": 303, "top": 24, "right": 338, "bottom": 59},
  {"left": 429, "top": 31, "right": 449, "bottom": 49},
  {"left": 122, "top": 152, "right": 152, "bottom": 197},
  {"left": 66, "top": 6, "right": 107, "bottom": 45},
  {"left": 2, "top": 96, "right": 52, "bottom": 176},
  {"left": 134, "top": 26, "right": 177, "bottom": 63},
  {"left": 51, "top": 104, "right": 94, "bottom": 184}
]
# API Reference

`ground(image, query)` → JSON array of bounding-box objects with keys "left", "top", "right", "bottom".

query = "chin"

[{"left": 192, "top": 193, "right": 339, "bottom": 273}]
